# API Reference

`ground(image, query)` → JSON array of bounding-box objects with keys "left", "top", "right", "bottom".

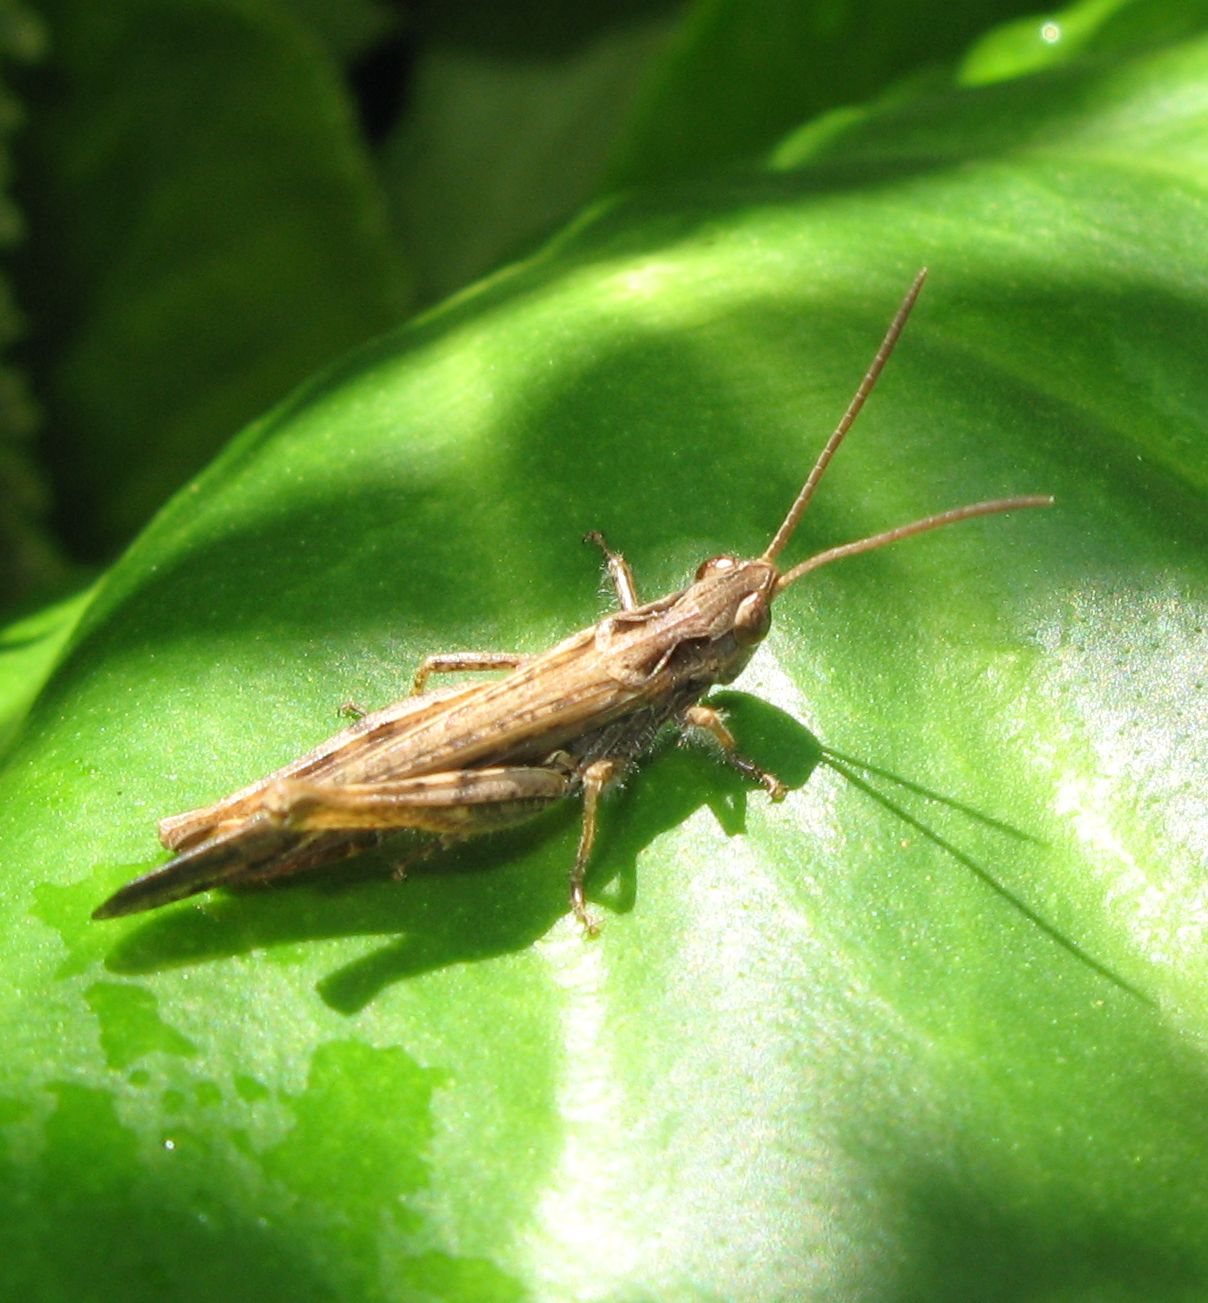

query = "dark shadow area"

[
  {"left": 97, "top": 697, "right": 822, "bottom": 1012},
  {"left": 872, "top": 1149, "right": 1207, "bottom": 1303}
]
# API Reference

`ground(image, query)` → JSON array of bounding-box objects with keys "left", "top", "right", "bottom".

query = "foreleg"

[{"left": 584, "top": 531, "right": 640, "bottom": 611}]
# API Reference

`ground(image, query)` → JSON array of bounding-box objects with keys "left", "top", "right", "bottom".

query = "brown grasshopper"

[{"left": 93, "top": 269, "right": 1051, "bottom": 931}]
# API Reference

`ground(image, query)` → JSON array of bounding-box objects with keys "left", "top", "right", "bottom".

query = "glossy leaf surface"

[{"left": 1, "top": 22, "right": 1206, "bottom": 1303}]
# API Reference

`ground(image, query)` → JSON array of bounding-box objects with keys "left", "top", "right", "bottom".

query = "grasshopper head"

[
  {"left": 680, "top": 553, "right": 779, "bottom": 684},
  {"left": 694, "top": 554, "right": 775, "bottom": 647}
]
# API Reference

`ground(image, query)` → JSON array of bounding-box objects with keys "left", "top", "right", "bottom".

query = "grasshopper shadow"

[
  {"left": 95, "top": 694, "right": 1129, "bottom": 1012},
  {"left": 318, "top": 696, "right": 826, "bottom": 1011},
  {"left": 97, "top": 693, "right": 1094, "bottom": 1005},
  {"left": 97, "top": 696, "right": 823, "bottom": 1010}
]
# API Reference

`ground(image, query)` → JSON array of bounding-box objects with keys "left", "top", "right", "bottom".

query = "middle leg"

[{"left": 683, "top": 704, "right": 787, "bottom": 801}]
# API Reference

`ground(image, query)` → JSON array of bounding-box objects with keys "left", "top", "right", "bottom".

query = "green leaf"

[
  {"left": 3, "top": 25, "right": 1207, "bottom": 1303},
  {"left": 17, "top": 0, "right": 409, "bottom": 558},
  {"left": 382, "top": 0, "right": 1051, "bottom": 305},
  {"left": 380, "top": 3, "right": 681, "bottom": 304},
  {"left": 960, "top": 0, "right": 1208, "bottom": 83},
  {"left": 277, "top": 0, "right": 397, "bottom": 65},
  {"left": 0, "top": 578, "right": 94, "bottom": 753},
  {"left": 604, "top": 0, "right": 1052, "bottom": 186}
]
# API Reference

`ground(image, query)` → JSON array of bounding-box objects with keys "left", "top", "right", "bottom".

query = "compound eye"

[
  {"left": 734, "top": 592, "right": 771, "bottom": 646},
  {"left": 695, "top": 555, "right": 738, "bottom": 581}
]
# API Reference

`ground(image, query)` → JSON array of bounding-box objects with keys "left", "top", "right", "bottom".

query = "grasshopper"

[{"left": 93, "top": 269, "right": 1051, "bottom": 931}]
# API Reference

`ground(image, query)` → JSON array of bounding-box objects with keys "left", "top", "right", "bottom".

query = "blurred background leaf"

[
  {"left": 13, "top": 0, "right": 409, "bottom": 563},
  {"left": 0, "top": 2, "right": 61, "bottom": 601}
]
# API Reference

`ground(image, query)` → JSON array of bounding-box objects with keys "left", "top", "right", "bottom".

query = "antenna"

[
  {"left": 763, "top": 267, "right": 929, "bottom": 563},
  {"left": 776, "top": 495, "right": 1054, "bottom": 591}
]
